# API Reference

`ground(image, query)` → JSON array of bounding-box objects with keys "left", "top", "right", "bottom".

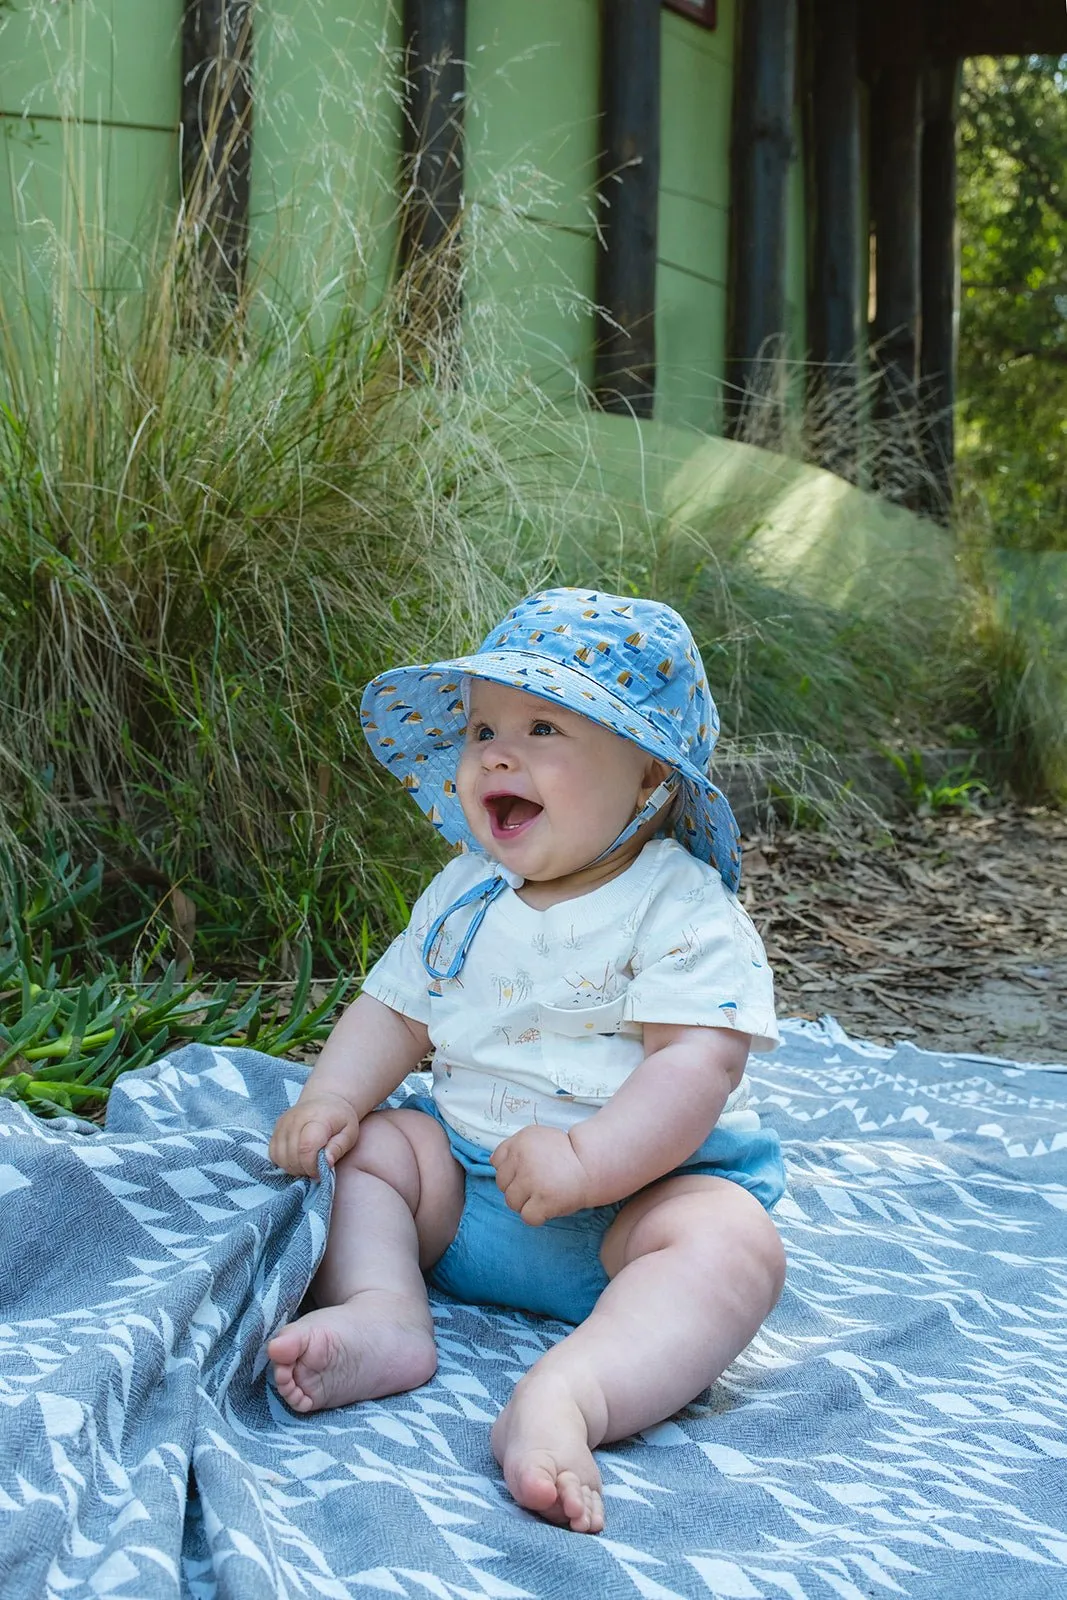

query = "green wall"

[
  {"left": 464, "top": 0, "right": 599, "bottom": 391},
  {"left": 0, "top": 0, "right": 181, "bottom": 297},
  {"left": 249, "top": 0, "right": 401, "bottom": 316},
  {"left": 0, "top": 0, "right": 812, "bottom": 433},
  {"left": 463, "top": 0, "right": 810, "bottom": 426},
  {"left": 463, "top": 0, "right": 806, "bottom": 425},
  {"left": 656, "top": 1, "right": 736, "bottom": 432}
]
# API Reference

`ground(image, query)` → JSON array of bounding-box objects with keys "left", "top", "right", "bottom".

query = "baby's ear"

[{"left": 640, "top": 757, "right": 673, "bottom": 800}]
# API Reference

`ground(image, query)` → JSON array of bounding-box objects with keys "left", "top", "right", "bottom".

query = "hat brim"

[{"left": 360, "top": 649, "right": 741, "bottom": 887}]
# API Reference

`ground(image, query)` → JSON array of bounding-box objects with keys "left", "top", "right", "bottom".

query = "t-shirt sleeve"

[
  {"left": 623, "top": 859, "right": 780, "bottom": 1052},
  {"left": 360, "top": 864, "right": 453, "bottom": 1023}
]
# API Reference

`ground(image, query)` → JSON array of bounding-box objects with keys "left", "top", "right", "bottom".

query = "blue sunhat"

[{"left": 360, "top": 587, "right": 742, "bottom": 896}]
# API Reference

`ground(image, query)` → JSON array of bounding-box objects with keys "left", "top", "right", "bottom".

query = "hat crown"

[{"left": 479, "top": 588, "right": 720, "bottom": 771}]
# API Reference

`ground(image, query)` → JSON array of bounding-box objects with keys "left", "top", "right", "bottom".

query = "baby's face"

[{"left": 456, "top": 680, "right": 658, "bottom": 886}]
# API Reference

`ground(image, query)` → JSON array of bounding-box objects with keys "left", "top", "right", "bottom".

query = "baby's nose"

[{"left": 482, "top": 738, "right": 517, "bottom": 767}]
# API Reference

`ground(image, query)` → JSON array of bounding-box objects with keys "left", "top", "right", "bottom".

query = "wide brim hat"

[{"left": 360, "top": 588, "right": 742, "bottom": 891}]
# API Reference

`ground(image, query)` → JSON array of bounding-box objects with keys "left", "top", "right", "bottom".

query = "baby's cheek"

[{"left": 454, "top": 760, "right": 482, "bottom": 825}]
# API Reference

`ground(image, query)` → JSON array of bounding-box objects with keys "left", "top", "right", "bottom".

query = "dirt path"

[{"left": 745, "top": 805, "right": 1067, "bottom": 1063}]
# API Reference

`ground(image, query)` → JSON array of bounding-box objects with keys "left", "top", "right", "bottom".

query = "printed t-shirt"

[{"left": 362, "top": 837, "right": 779, "bottom": 1152}]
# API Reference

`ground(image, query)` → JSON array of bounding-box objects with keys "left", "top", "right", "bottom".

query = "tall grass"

[
  {"left": 0, "top": 227, "right": 580, "bottom": 963},
  {"left": 708, "top": 341, "right": 1067, "bottom": 804},
  {"left": 1, "top": 0, "right": 1058, "bottom": 985},
  {"left": 951, "top": 488, "right": 1067, "bottom": 801},
  {"left": 0, "top": 0, "right": 577, "bottom": 969},
  {"left": 1, "top": 231, "right": 954, "bottom": 973},
  {"left": 721, "top": 335, "right": 947, "bottom": 513}
]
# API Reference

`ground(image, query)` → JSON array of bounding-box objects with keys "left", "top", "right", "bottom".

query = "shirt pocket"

[
  {"left": 536, "top": 993, "right": 639, "bottom": 1101},
  {"left": 537, "top": 993, "right": 628, "bottom": 1038}
]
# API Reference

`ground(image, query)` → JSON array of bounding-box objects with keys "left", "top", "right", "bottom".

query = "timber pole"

[
  {"left": 595, "top": 0, "right": 662, "bottom": 417},
  {"left": 808, "top": 0, "right": 861, "bottom": 476},
  {"left": 868, "top": 1, "right": 924, "bottom": 479},
  {"left": 920, "top": 59, "right": 963, "bottom": 519},
  {"left": 180, "top": 0, "right": 254, "bottom": 321},
  {"left": 726, "top": 0, "right": 798, "bottom": 441},
  {"left": 400, "top": 0, "right": 467, "bottom": 359}
]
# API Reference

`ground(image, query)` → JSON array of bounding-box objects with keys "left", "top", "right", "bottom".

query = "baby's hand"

[
  {"left": 491, "top": 1126, "right": 593, "bottom": 1226},
  {"left": 269, "top": 1092, "right": 361, "bottom": 1177}
]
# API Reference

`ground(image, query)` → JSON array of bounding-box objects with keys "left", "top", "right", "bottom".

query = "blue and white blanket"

[{"left": 1, "top": 1020, "right": 1066, "bottom": 1599}]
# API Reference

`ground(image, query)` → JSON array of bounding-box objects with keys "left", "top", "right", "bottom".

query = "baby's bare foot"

[
  {"left": 268, "top": 1290, "right": 437, "bottom": 1413},
  {"left": 491, "top": 1372, "right": 605, "bottom": 1534}
]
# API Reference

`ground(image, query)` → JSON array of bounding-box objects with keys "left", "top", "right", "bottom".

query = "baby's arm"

[
  {"left": 269, "top": 993, "right": 430, "bottom": 1177},
  {"left": 491, "top": 1023, "right": 749, "bottom": 1224}
]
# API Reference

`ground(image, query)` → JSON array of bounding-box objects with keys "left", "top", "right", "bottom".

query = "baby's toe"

[{"left": 556, "top": 1470, "right": 598, "bottom": 1533}]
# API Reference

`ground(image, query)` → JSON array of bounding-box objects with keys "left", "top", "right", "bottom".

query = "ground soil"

[{"left": 744, "top": 804, "right": 1067, "bottom": 1063}]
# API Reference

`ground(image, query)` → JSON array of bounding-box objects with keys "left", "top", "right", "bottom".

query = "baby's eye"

[
  {"left": 474, "top": 724, "right": 494, "bottom": 742},
  {"left": 530, "top": 721, "right": 555, "bottom": 736}
]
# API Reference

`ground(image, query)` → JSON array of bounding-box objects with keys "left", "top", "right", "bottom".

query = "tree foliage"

[{"left": 957, "top": 56, "right": 1067, "bottom": 550}]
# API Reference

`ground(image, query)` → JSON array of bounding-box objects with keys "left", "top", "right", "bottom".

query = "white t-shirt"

[{"left": 362, "top": 838, "right": 779, "bottom": 1151}]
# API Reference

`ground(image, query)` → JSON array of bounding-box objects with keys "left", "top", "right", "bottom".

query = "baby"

[{"left": 267, "top": 587, "right": 786, "bottom": 1534}]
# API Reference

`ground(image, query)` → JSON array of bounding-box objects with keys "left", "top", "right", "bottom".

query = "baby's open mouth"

[{"left": 484, "top": 793, "right": 543, "bottom": 834}]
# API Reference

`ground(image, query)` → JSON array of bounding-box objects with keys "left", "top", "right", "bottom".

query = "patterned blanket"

[{"left": 1, "top": 1020, "right": 1065, "bottom": 1599}]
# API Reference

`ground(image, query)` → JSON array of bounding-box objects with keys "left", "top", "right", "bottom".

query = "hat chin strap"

[
  {"left": 422, "top": 774, "right": 681, "bottom": 980},
  {"left": 589, "top": 773, "right": 680, "bottom": 869}
]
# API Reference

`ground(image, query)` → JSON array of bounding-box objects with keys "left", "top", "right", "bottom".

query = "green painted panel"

[
  {"left": 657, "top": 2, "right": 736, "bottom": 432},
  {"left": 658, "top": 190, "right": 728, "bottom": 287},
  {"left": 0, "top": 3, "right": 113, "bottom": 124},
  {"left": 108, "top": 0, "right": 182, "bottom": 129},
  {"left": 566, "top": 412, "right": 957, "bottom": 624},
  {"left": 0, "top": 119, "right": 104, "bottom": 255},
  {"left": 0, "top": 0, "right": 180, "bottom": 129},
  {"left": 466, "top": 0, "right": 598, "bottom": 234},
  {"left": 463, "top": 0, "right": 598, "bottom": 395},
  {"left": 661, "top": 6, "right": 733, "bottom": 210},
  {"left": 0, "top": 122, "right": 176, "bottom": 291},
  {"left": 0, "top": 0, "right": 179, "bottom": 316},
  {"left": 249, "top": 0, "right": 401, "bottom": 314},
  {"left": 465, "top": 214, "right": 595, "bottom": 396},
  {"left": 655, "top": 262, "right": 727, "bottom": 434},
  {"left": 107, "top": 125, "right": 179, "bottom": 264}
]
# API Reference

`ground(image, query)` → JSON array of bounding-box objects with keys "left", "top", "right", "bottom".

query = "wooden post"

[
  {"left": 726, "top": 0, "right": 798, "bottom": 441},
  {"left": 180, "top": 0, "right": 253, "bottom": 318},
  {"left": 400, "top": 0, "right": 466, "bottom": 353},
  {"left": 868, "top": 5, "right": 924, "bottom": 454},
  {"left": 595, "top": 0, "right": 662, "bottom": 417},
  {"left": 807, "top": 0, "right": 861, "bottom": 475},
  {"left": 920, "top": 59, "right": 962, "bottom": 518}
]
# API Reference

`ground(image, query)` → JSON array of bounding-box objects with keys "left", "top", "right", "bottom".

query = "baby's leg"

[
  {"left": 491, "top": 1176, "right": 785, "bottom": 1533},
  {"left": 269, "top": 1108, "right": 464, "bottom": 1413}
]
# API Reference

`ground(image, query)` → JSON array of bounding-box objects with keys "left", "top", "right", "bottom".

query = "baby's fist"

[
  {"left": 269, "top": 1092, "right": 361, "bottom": 1177},
  {"left": 490, "top": 1125, "right": 592, "bottom": 1225}
]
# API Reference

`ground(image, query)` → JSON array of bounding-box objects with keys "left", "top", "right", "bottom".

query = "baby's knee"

[
  {"left": 623, "top": 1181, "right": 786, "bottom": 1305},
  {"left": 709, "top": 1190, "right": 786, "bottom": 1303},
  {"left": 337, "top": 1110, "right": 417, "bottom": 1192},
  {"left": 755, "top": 1215, "right": 787, "bottom": 1304}
]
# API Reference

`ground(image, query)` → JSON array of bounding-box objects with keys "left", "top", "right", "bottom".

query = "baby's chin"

[{"left": 495, "top": 843, "right": 638, "bottom": 889}]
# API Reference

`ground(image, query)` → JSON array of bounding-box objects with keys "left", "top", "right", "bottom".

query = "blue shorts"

[{"left": 404, "top": 1094, "right": 785, "bottom": 1326}]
